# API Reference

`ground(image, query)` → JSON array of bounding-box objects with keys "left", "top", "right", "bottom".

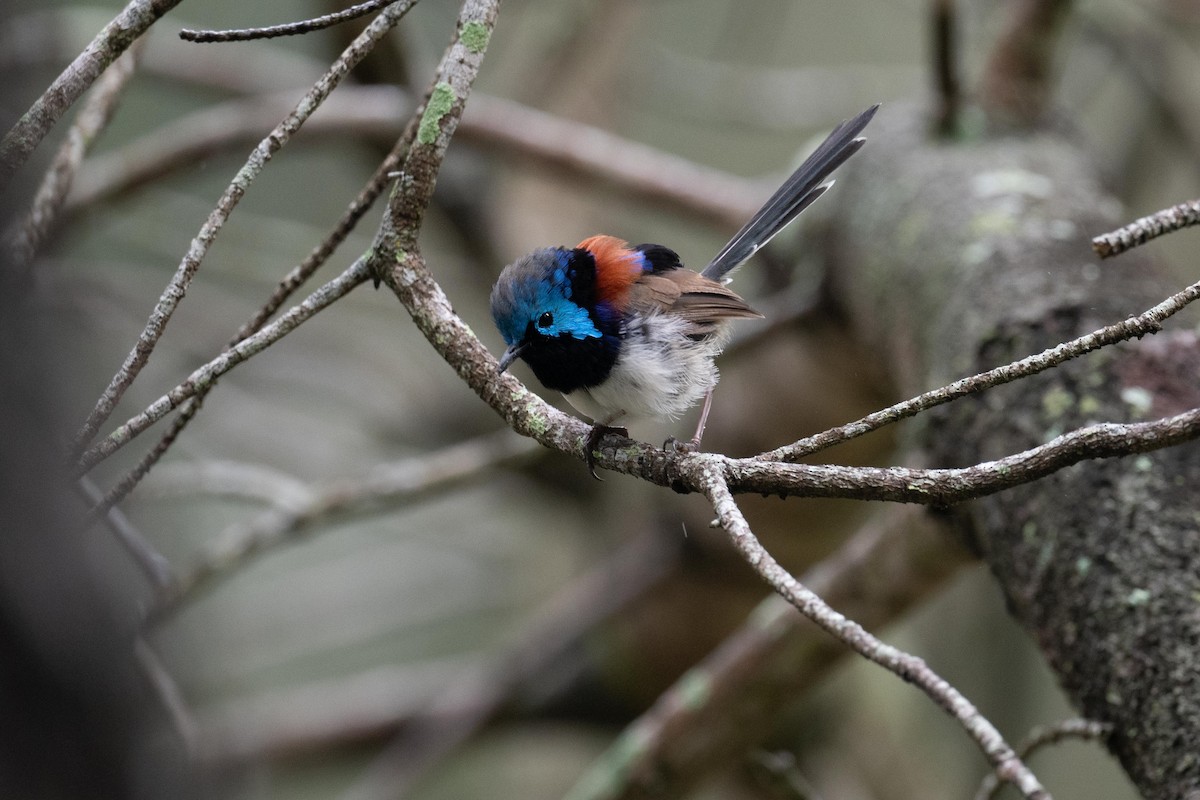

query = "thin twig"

[
  {"left": 694, "top": 464, "right": 1049, "bottom": 799},
  {"left": 760, "top": 276, "right": 1200, "bottom": 462},
  {"left": 974, "top": 719, "right": 1113, "bottom": 800},
  {"left": 76, "top": 476, "right": 174, "bottom": 590},
  {"left": 69, "top": 0, "right": 419, "bottom": 456},
  {"left": 75, "top": 258, "right": 371, "bottom": 473},
  {"left": 85, "top": 391, "right": 207, "bottom": 519},
  {"left": 8, "top": 41, "right": 143, "bottom": 278},
  {"left": 0, "top": 0, "right": 184, "bottom": 186},
  {"left": 1092, "top": 198, "right": 1200, "bottom": 258},
  {"left": 134, "top": 636, "right": 200, "bottom": 756},
  {"left": 231, "top": 130, "right": 412, "bottom": 343},
  {"left": 146, "top": 430, "right": 539, "bottom": 622},
  {"left": 180, "top": 0, "right": 397, "bottom": 42},
  {"left": 67, "top": 88, "right": 763, "bottom": 229},
  {"left": 86, "top": 106, "right": 414, "bottom": 516}
]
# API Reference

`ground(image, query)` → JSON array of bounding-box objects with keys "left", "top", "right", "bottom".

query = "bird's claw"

[
  {"left": 586, "top": 424, "right": 629, "bottom": 480},
  {"left": 663, "top": 435, "right": 700, "bottom": 454}
]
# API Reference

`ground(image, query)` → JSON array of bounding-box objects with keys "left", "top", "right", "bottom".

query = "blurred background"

[{"left": 3, "top": 0, "right": 1198, "bottom": 797}]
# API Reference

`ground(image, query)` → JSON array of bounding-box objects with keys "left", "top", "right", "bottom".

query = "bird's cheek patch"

[{"left": 545, "top": 299, "right": 602, "bottom": 340}]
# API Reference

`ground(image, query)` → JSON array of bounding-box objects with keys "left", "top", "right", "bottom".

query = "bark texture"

[{"left": 828, "top": 103, "right": 1200, "bottom": 799}]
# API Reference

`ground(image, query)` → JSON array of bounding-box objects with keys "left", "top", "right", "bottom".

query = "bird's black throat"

[{"left": 520, "top": 327, "right": 619, "bottom": 393}]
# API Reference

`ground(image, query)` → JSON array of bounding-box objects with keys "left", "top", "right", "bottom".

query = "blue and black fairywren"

[{"left": 491, "top": 105, "right": 877, "bottom": 476}]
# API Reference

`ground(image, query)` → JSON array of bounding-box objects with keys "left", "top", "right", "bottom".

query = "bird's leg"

[
  {"left": 586, "top": 413, "right": 628, "bottom": 480},
  {"left": 664, "top": 388, "right": 713, "bottom": 454}
]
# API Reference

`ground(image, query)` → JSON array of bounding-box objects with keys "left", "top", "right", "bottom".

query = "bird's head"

[{"left": 490, "top": 236, "right": 647, "bottom": 391}]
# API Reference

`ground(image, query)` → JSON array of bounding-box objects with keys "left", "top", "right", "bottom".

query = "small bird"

[{"left": 491, "top": 104, "right": 877, "bottom": 477}]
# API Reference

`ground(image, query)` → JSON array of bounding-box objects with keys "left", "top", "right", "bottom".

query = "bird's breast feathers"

[{"left": 564, "top": 310, "right": 732, "bottom": 421}]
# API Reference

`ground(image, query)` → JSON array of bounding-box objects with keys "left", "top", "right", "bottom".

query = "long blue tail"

[{"left": 701, "top": 104, "right": 878, "bottom": 282}]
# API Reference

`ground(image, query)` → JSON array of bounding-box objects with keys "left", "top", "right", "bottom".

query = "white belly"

[{"left": 563, "top": 313, "right": 729, "bottom": 423}]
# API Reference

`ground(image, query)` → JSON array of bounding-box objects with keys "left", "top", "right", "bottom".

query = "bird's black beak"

[{"left": 497, "top": 343, "right": 526, "bottom": 373}]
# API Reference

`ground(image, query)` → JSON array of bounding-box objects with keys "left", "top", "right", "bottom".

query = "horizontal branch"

[
  {"left": 728, "top": 409, "right": 1200, "bottom": 503},
  {"left": 179, "top": 0, "right": 395, "bottom": 42}
]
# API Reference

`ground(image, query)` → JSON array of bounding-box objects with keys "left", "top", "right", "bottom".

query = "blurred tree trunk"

[{"left": 827, "top": 103, "right": 1200, "bottom": 799}]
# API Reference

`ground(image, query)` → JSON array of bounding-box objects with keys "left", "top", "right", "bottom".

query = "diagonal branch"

[
  {"left": 0, "top": 0, "right": 184, "bottom": 186},
  {"left": 86, "top": 112, "right": 416, "bottom": 516},
  {"left": 145, "top": 430, "right": 537, "bottom": 623},
  {"left": 563, "top": 503, "right": 972, "bottom": 800},
  {"left": 8, "top": 41, "right": 143, "bottom": 278},
  {"left": 691, "top": 464, "right": 1049, "bottom": 799},
  {"left": 70, "top": 0, "right": 419, "bottom": 455},
  {"left": 75, "top": 258, "right": 371, "bottom": 473},
  {"left": 761, "top": 275, "right": 1200, "bottom": 462},
  {"left": 1092, "top": 198, "right": 1200, "bottom": 259}
]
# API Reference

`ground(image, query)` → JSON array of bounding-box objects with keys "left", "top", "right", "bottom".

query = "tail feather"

[{"left": 701, "top": 103, "right": 878, "bottom": 282}]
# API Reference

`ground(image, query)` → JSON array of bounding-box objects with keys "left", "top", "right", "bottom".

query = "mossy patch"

[
  {"left": 418, "top": 82, "right": 456, "bottom": 145},
  {"left": 460, "top": 20, "right": 490, "bottom": 53}
]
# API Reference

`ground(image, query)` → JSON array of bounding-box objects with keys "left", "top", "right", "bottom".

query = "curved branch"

[
  {"left": 180, "top": 0, "right": 397, "bottom": 42},
  {"left": 974, "top": 719, "right": 1112, "bottom": 800}
]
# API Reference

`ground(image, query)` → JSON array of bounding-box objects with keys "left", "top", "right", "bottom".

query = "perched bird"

[{"left": 491, "top": 104, "right": 877, "bottom": 476}]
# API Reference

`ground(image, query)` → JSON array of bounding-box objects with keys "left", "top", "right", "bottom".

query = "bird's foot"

[
  {"left": 586, "top": 424, "right": 629, "bottom": 480},
  {"left": 662, "top": 435, "right": 701, "bottom": 454}
]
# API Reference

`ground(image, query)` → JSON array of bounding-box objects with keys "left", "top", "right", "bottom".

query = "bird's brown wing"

[{"left": 627, "top": 270, "right": 762, "bottom": 335}]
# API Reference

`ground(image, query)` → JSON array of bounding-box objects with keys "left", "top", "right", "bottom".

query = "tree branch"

[
  {"left": 1092, "top": 198, "right": 1200, "bottom": 259},
  {"left": 974, "top": 719, "right": 1113, "bottom": 800},
  {"left": 761, "top": 275, "right": 1200, "bottom": 462},
  {"left": 75, "top": 258, "right": 370, "bottom": 473},
  {"left": 70, "top": 0, "right": 418, "bottom": 455},
  {"left": 179, "top": 0, "right": 397, "bottom": 42},
  {"left": 691, "top": 465, "right": 1047, "bottom": 799},
  {"left": 145, "top": 430, "right": 538, "bottom": 622},
  {"left": 0, "top": 0, "right": 183, "bottom": 186},
  {"left": 562, "top": 503, "right": 972, "bottom": 799},
  {"left": 7, "top": 41, "right": 142, "bottom": 279}
]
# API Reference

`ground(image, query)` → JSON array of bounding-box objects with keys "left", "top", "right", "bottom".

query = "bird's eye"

[{"left": 537, "top": 311, "right": 553, "bottom": 329}]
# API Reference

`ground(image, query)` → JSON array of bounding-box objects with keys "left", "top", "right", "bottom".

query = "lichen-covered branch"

[
  {"left": 0, "top": 0, "right": 183, "bottom": 185},
  {"left": 71, "top": 0, "right": 418, "bottom": 456},
  {"left": 1092, "top": 198, "right": 1200, "bottom": 259}
]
